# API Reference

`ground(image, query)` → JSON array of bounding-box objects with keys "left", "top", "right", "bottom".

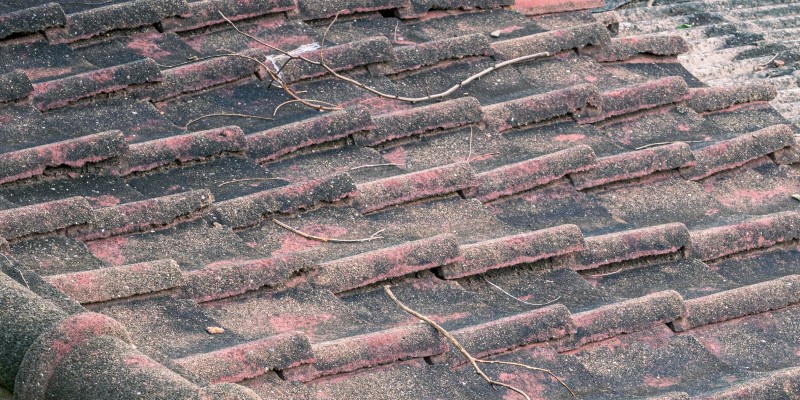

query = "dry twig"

[
  {"left": 273, "top": 218, "right": 385, "bottom": 243},
  {"left": 384, "top": 285, "right": 575, "bottom": 399},
  {"left": 219, "top": 12, "right": 550, "bottom": 105},
  {"left": 483, "top": 277, "right": 561, "bottom": 307},
  {"left": 184, "top": 113, "right": 273, "bottom": 129},
  {"left": 349, "top": 163, "right": 401, "bottom": 171},
  {"left": 634, "top": 140, "right": 704, "bottom": 150},
  {"left": 273, "top": 99, "right": 339, "bottom": 116},
  {"left": 217, "top": 177, "right": 289, "bottom": 187}
]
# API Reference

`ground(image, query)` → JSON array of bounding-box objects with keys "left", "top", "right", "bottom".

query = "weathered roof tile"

[
  {"left": 0, "top": 71, "right": 33, "bottom": 103},
  {"left": 686, "top": 82, "right": 778, "bottom": 113},
  {"left": 482, "top": 84, "right": 602, "bottom": 132},
  {"left": 0, "top": 3, "right": 66, "bottom": 39},
  {"left": 491, "top": 22, "right": 610, "bottom": 60},
  {"left": 579, "top": 35, "right": 689, "bottom": 62},
  {"left": 161, "top": 0, "right": 296, "bottom": 32},
  {"left": 0, "top": 197, "right": 93, "bottom": 241},
  {"left": 274, "top": 36, "right": 393, "bottom": 83},
  {"left": 574, "top": 223, "right": 690, "bottom": 271},
  {"left": 688, "top": 211, "right": 800, "bottom": 262},
  {"left": 577, "top": 76, "right": 691, "bottom": 124},
  {"left": 44, "top": 259, "right": 183, "bottom": 304},
  {"left": 672, "top": 275, "right": 800, "bottom": 332}
]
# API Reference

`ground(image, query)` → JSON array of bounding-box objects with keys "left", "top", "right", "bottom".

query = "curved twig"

[
  {"left": 273, "top": 218, "right": 385, "bottom": 243},
  {"left": 384, "top": 286, "right": 575, "bottom": 399}
]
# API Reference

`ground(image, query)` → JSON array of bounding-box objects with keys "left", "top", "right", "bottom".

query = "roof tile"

[
  {"left": 397, "top": 0, "right": 514, "bottom": 18},
  {"left": 377, "top": 33, "right": 491, "bottom": 74},
  {"left": 0, "top": 71, "right": 33, "bottom": 103},
  {"left": 439, "top": 304, "right": 574, "bottom": 364},
  {"left": 688, "top": 211, "right": 800, "bottom": 262},
  {"left": 212, "top": 174, "right": 356, "bottom": 228},
  {"left": 577, "top": 76, "right": 691, "bottom": 124},
  {"left": 44, "top": 259, "right": 183, "bottom": 304},
  {"left": 282, "top": 323, "right": 447, "bottom": 382},
  {"left": 0, "top": 3, "right": 65, "bottom": 39},
  {"left": 182, "top": 252, "right": 318, "bottom": 302},
  {"left": 140, "top": 50, "right": 264, "bottom": 102},
  {"left": 574, "top": 223, "right": 690, "bottom": 271},
  {"left": 113, "top": 126, "right": 247, "bottom": 175},
  {"left": 686, "top": 82, "right": 778, "bottom": 113},
  {"left": 161, "top": 0, "right": 297, "bottom": 32},
  {"left": 482, "top": 84, "right": 602, "bottom": 132},
  {"left": 274, "top": 36, "right": 393, "bottom": 83},
  {"left": 693, "top": 367, "right": 800, "bottom": 400},
  {"left": 491, "top": 22, "right": 610, "bottom": 60},
  {"left": 296, "top": 0, "right": 409, "bottom": 20},
  {"left": 511, "top": 0, "right": 604, "bottom": 16},
  {"left": 354, "top": 162, "right": 475, "bottom": 213},
  {"left": 31, "top": 59, "right": 162, "bottom": 111},
  {"left": 247, "top": 106, "right": 372, "bottom": 162},
  {"left": 681, "top": 124, "right": 796, "bottom": 181},
  {"left": 0, "top": 130, "right": 126, "bottom": 185},
  {"left": 356, "top": 97, "right": 482, "bottom": 146},
  {"left": 473, "top": 145, "right": 596, "bottom": 202},
  {"left": 570, "top": 142, "right": 696, "bottom": 189},
  {"left": 174, "top": 332, "right": 314, "bottom": 384},
  {"left": 567, "top": 290, "right": 685, "bottom": 349},
  {"left": 438, "top": 224, "right": 585, "bottom": 279},
  {"left": 311, "top": 233, "right": 461, "bottom": 293},
  {"left": 45, "top": 0, "right": 189, "bottom": 44},
  {"left": 579, "top": 35, "right": 689, "bottom": 62},
  {"left": 0, "top": 197, "right": 93, "bottom": 241},
  {"left": 78, "top": 189, "right": 214, "bottom": 240},
  {"left": 671, "top": 275, "right": 800, "bottom": 332}
]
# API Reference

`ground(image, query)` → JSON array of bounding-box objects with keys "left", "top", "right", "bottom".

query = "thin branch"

[
  {"left": 384, "top": 286, "right": 575, "bottom": 399},
  {"left": 219, "top": 12, "right": 550, "bottom": 104},
  {"left": 584, "top": 266, "right": 628, "bottom": 278},
  {"left": 184, "top": 113, "right": 273, "bottom": 129},
  {"left": 273, "top": 98, "right": 339, "bottom": 117},
  {"left": 319, "top": 11, "right": 341, "bottom": 52},
  {"left": 466, "top": 126, "right": 474, "bottom": 162},
  {"left": 634, "top": 140, "right": 704, "bottom": 150},
  {"left": 273, "top": 218, "right": 385, "bottom": 243},
  {"left": 483, "top": 277, "right": 561, "bottom": 307},
  {"left": 154, "top": 53, "right": 232, "bottom": 69},
  {"left": 349, "top": 163, "right": 401, "bottom": 171},
  {"left": 1, "top": 253, "right": 29, "bottom": 289},
  {"left": 217, "top": 177, "right": 289, "bottom": 187},
  {"left": 393, "top": 20, "right": 400, "bottom": 43}
]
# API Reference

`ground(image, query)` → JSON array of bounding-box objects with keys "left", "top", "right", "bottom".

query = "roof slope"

[{"left": 1, "top": 0, "right": 800, "bottom": 399}]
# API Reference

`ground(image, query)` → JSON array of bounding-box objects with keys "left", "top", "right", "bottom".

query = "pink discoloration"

[
  {"left": 382, "top": 147, "right": 407, "bottom": 167},
  {"left": 475, "top": 145, "right": 596, "bottom": 202},
  {"left": 553, "top": 133, "right": 586, "bottom": 142},
  {"left": 644, "top": 375, "right": 681, "bottom": 388},
  {"left": 268, "top": 314, "right": 334, "bottom": 336},
  {"left": 23, "top": 67, "right": 75, "bottom": 82},
  {"left": 689, "top": 211, "right": 800, "bottom": 261},
  {"left": 355, "top": 162, "right": 475, "bottom": 214},
  {"left": 86, "top": 236, "right": 129, "bottom": 266},
  {"left": 274, "top": 225, "right": 348, "bottom": 255},
  {"left": 86, "top": 195, "right": 121, "bottom": 207},
  {"left": 124, "top": 34, "right": 173, "bottom": 59},
  {"left": 492, "top": 25, "right": 525, "bottom": 35},
  {"left": 440, "top": 225, "right": 585, "bottom": 279}
]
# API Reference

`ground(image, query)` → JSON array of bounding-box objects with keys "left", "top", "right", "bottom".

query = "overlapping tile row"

[{"left": 2, "top": 1, "right": 800, "bottom": 399}]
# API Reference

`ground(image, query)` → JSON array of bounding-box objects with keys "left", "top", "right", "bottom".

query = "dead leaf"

[{"left": 206, "top": 326, "right": 225, "bottom": 334}]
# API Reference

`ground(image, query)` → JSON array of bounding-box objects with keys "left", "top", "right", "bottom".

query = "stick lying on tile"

[
  {"left": 218, "top": 12, "right": 550, "bottom": 107},
  {"left": 272, "top": 218, "right": 385, "bottom": 243},
  {"left": 384, "top": 285, "right": 575, "bottom": 399}
]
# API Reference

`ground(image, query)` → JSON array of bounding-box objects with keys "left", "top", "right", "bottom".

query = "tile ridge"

[
  {"left": 482, "top": 84, "right": 603, "bottom": 133},
  {"left": 31, "top": 58, "right": 162, "bottom": 111},
  {"left": 570, "top": 142, "right": 696, "bottom": 190},
  {"left": 437, "top": 224, "right": 585, "bottom": 279},
  {"left": 0, "top": 197, "right": 94, "bottom": 242},
  {"left": 44, "top": 259, "right": 184, "bottom": 304},
  {"left": 0, "top": 130, "right": 126, "bottom": 185},
  {"left": 671, "top": 275, "right": 800, "bottom": 332},
  {"left": 511, "top": 0, "right": 604, "bottom": 16},
  {"left": 686, "top": 82, "right": 778, "bottom": 113},
  {"left": 0, "top": 70, "right": 34, "bottom": 103},
  {"left": 76, "top": 189, "right": 215, "bottom": 241},
  {"left": 576, "top": 76, "right": 691, "bottom": 124},
  {"left": 573, "top": 223, "right": 690, "bottom": 271},
  {"left": 353, "top": 162, "right": 476, "bottom": 214},
  {"left": 271, "top": 36, "right": 393, "bottom": 84},
  {"left": 113, "top": 126, "right": 247, "bottom": 176},
  {"left": 375, "top": 33, "right": 492, "bottom": 75},
  {"left": 247, "top": 106, "right": 373, "bottom": 162},
  {"left": 212, "top": 173, "right": 357, "bottom": 228},
  {"left": 681, "top": 124, "right": 797, "bottom": 181},
  {"left": 161, "top": 0, "right": 297, "bottom": 32},
  {"left": 0, "top": 3, "right": 65, "bottom": 40},
  {"left": 174, "top": 331, "right": 314, "bottom": 384},
  {"left": 281, "top": 323, "right": 447, "bottom": 382},
  {"left": 356, "top": 96, "right": 482, "bottom": 147},
  {"left": 491, "top": 22, "right": 611, "bottom": 60},
  {"left": 688, "top": 211, "right": 800, "bottom": 262},
  {"left": 310, "top": 233, "right": 462, "bottom": 293},
  {"left": 693, "top": 366, "right": 800, "bottom": 400},
  {"left": 578, "top": 34, "right": 689, "bottom": 62},
  {"left": 396, "top": 0, "right": 513, "bottom": 18}
]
